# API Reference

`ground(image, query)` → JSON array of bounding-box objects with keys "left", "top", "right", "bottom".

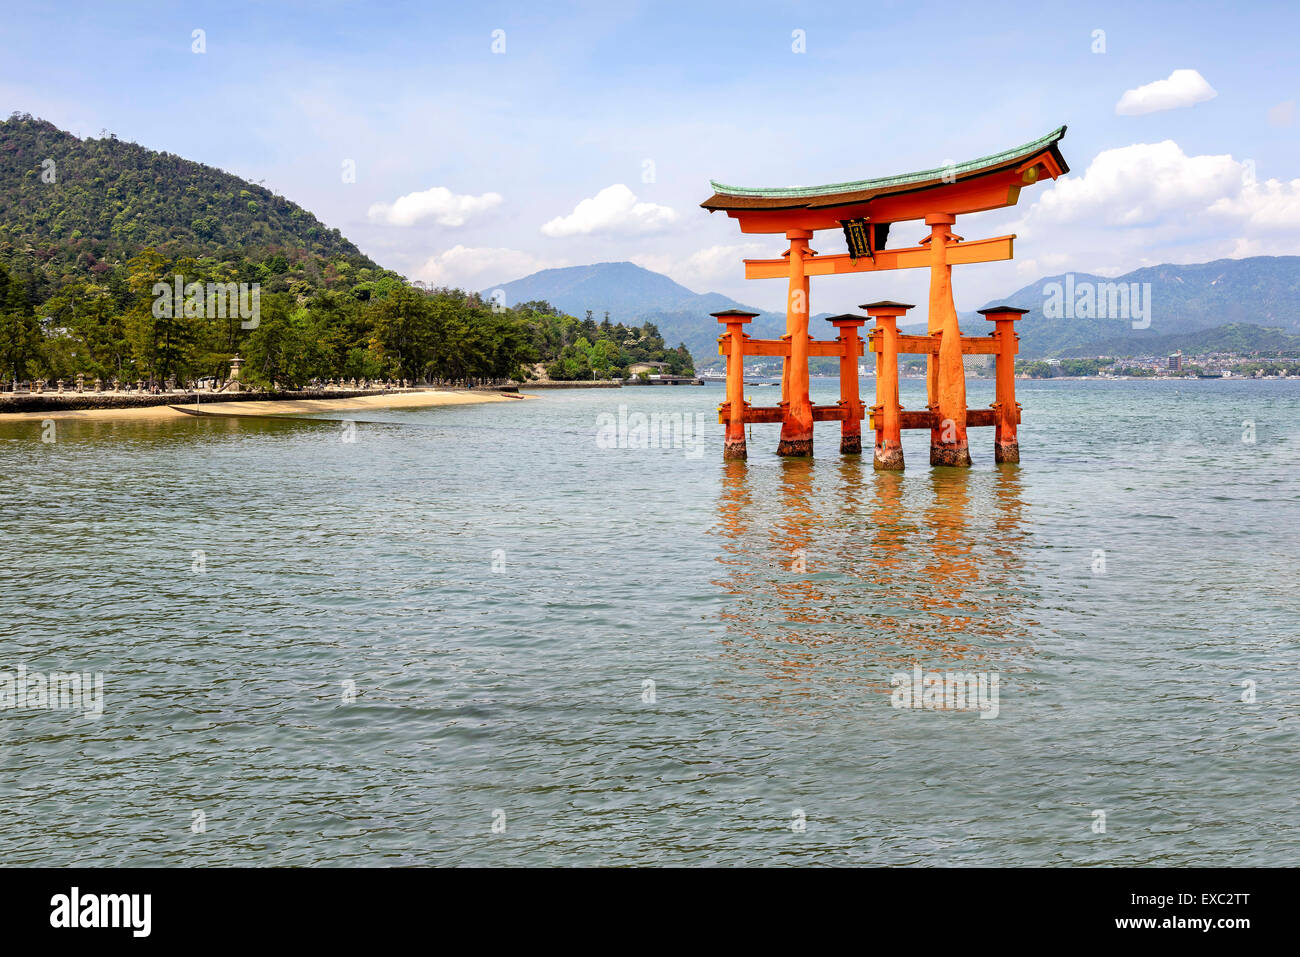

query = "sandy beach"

[{"left": 0, "top": 389, "right": 524, "bottom": 422}]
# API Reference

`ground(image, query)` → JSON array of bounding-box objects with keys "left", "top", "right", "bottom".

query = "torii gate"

[{"left": 703, "top": 127, "right": 1068, "bottom": 467}]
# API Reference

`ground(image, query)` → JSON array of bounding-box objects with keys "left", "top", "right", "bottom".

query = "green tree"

[
  {"left": 0, "top": 264, "right": 40, "bottom": 382},
  {"left": 372, "top": 284, "right": 433, "bottom": 380},
  {"left": 241, "top": 295, "right": 320, "bottom": 388}
]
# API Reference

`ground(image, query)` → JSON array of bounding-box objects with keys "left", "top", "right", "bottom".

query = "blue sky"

[{"left": 3, "top": 0, "right": 1297, "bottom": 313}]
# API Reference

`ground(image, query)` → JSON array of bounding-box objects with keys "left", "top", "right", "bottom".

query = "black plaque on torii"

[{"left": 840, "top": 218, "right": 891, "bottom": 264}]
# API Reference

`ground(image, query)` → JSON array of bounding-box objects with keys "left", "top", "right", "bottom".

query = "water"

[{"left": 1, "top": 378, "right": 1297, "bottom": 866}]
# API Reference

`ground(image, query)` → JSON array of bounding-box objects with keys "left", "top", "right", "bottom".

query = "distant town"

[{"left": 1014, "top": 349, "right": 1300, "bottom": 379}]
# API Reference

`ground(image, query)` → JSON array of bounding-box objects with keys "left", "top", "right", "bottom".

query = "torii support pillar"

[
  {"left": 778, "top": 229, "right": 814, "bottom": 457},
  {"left": 863, "top": 301, "right": 913, "bottom": 470},
  {"left": 925, "top": 213, "right": 971, "bottom": 467},
  {"left": 979, "top": 306, "right": 1028, "bottom": 463},
  {"left": 825, "top": 314, "right": 866, "bottom": 454},
  {"left": 713, "top": 308, "right": 758, "bottom": 459}
]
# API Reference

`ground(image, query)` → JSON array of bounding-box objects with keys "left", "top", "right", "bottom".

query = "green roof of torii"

[{"left": 706, "top": 126, "right": 1067, "bottom": 201}]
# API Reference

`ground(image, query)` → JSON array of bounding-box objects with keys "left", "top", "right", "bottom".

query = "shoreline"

[
  {"left": 521, "top": 380, "right": 623, "bottom": 389},
  {"left": 0, "top": 388, "right": 524, "bottom": 422}
]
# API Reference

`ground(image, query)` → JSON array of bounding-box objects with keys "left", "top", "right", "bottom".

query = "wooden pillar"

[
  {"left": 778, "top": 229, "right": 814, "bottom": 457},
  {"left": 826, "top": 314, "right": 866, "bottom": 455},
  {"left": 863, "top": 301, "right": 912, "bottom": 470},
  {"left": 925, "top": 213, "right": 971, "bottom": 467},
  {"left": 713, "top": 309, "right": 757, "bottom": 459},
  {"left": 979, "top": 306, "right": 1028, "bottom": 463}
]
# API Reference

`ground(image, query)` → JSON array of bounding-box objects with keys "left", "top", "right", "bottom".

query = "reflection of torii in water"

[
  {"left": 710, "top": 461, "right": 1033, "bottom": 704},
  {"left": 704, "top": 127, "right": 1069, "bottom": 466}
]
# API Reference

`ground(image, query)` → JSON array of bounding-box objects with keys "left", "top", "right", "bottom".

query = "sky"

[{"left": 2, "top": 0, "right": 1298, "bottom": 314}]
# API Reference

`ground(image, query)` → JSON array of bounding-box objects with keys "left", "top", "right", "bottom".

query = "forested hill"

[
  {"left": 0, "top": 113, "right": 369, "bottom": 264},
  {"left": 0, "top": 114, "right": 692, "bottom": 389}
]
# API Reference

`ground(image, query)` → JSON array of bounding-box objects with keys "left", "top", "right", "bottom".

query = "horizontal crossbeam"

[
  {"left": 717, "top": 404, "right": 1018, "bottom": 428},
  {"left": 868, "top": 334, "right": 1001, "bottom": 356},
  {"left": 866, "top": 407, "right": 1016, "bottom": 430},
  {"left": 718, "top": 336, "right": 864, "bottom": 358},
  {"left": 743, "top": 235, "right": 1014, "bottom": 280},
  {"left": 717, "top": 401, "right": 863, "bottom": 424}
]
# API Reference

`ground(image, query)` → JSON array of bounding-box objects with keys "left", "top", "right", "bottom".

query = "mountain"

[
  {"left": 0, "top": 115, "right": 703, "bottom": 390},
  {"left": 964, "top": 257, "right": 1300, "bottom": 357},
  {"left": 0, "top": 113, "right": 371, "bottom": 262},
  {"left": 0, "top": 115, "right": 535, "bottom": 389},
  {"left": 483, "top": 261, "right": 787, "bottom": 360},
  {"left": 484, "top": 261, "right": 728, "bottom": 316},
  {"left": 0, "top": 113, "right": 385, "bottom": 311}
]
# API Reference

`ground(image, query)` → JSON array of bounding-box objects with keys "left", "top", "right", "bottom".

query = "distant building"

[
  {"left": 627, "top": 361, "right": 669, "bottom": 376},
  {"left": 1168, "top": 351, "right": 1183, "bottom": 372}
]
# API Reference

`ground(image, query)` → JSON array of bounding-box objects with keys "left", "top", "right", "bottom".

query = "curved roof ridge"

[{"left": 708, "top": 126, "right": 1067, "bottom": 199}]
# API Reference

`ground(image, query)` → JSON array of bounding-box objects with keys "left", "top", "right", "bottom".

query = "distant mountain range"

[
  {"left": 962, "top": 256, "right": 1300, "bottom": 356},
  {"left": 488, "top": 256, "right": 1300, "bottom": 362},
  {"left": 484, "top": 261, "right": 788, "bottom": 360}
]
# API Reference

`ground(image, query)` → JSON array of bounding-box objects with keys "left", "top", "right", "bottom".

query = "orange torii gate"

[{"left": 703, "top": 127, "right": 1068, "bottom": 467}]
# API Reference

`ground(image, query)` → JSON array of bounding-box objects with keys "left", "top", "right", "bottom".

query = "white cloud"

[
  {"left": 1115, "top": 69, "right": 1216, "bottom": 116},
  {"left": 1208, "top": 175, "right": 1300, "bottom": 232},
  {"left": 1268, "top": 100, "right": 1296, "bottom": 128},
  {"left": 414, "top": 245, "right": 565, "bottom": 290},
  {"left": 1027, "top": 140, "right": 1242, "bottom": 226},
  {"left": 541, "top": 184, "right": 677, "bottom": 237},
  {"left": 633, "top": 242, "right": 770, "bottom": 288},
  {"left": 1008, "top": 140, "right": 1300, "bottom": 275},
  {"left": 368, "top": 186, "right": 503, "bottom": 227},
  {"left": 1224, "top": 236, "right": 1300, "bottom": 258}
]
